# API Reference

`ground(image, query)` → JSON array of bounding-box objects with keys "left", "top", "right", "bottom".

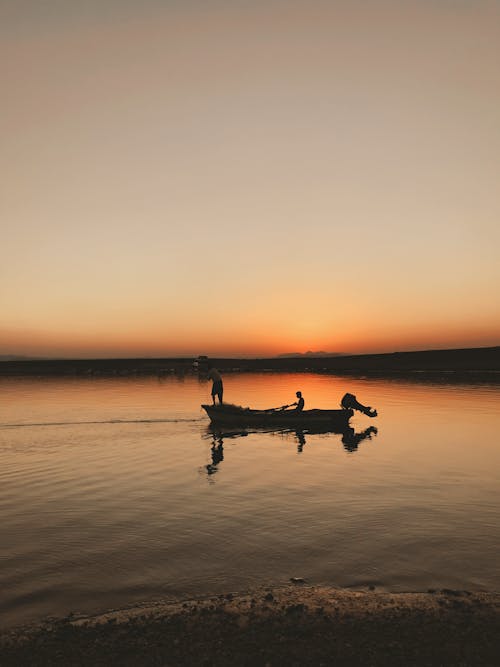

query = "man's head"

[{"left": 296, "top": 391, "right": 302, "bottom": 398}]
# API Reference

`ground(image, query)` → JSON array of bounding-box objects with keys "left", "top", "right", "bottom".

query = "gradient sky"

[{"left": 2, "top": 0, "right": 499, "bottom": 358}]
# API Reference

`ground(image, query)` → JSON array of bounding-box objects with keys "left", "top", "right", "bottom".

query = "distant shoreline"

[{"left": 0, "top": 346, "right": 499, "bottom": 380}]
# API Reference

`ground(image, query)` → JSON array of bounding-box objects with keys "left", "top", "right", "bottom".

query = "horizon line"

[{"left": 1, "top": 344, "right": 499, "bottom": 363}]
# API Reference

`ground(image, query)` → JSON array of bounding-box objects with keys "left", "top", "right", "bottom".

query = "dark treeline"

[{"left": 0, "top": 346, "right": 499, "bottom": 379}]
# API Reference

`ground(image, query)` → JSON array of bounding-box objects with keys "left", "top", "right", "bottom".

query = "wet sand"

[{"left": 2, "top": 585, "right": 499, "bottom": 666}]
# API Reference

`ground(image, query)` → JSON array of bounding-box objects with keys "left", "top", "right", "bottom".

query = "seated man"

[{"left": 291, "top": 391, "right": 304, "bottom": 412}]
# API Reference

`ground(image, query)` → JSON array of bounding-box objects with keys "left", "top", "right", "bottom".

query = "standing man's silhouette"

[{"left": 208, "top": 367, "right": 223, "bottom": 405}]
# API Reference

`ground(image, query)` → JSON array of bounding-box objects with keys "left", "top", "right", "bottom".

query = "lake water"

[{"left": 1, "top": 372, "right": 499, "bottom": 628}]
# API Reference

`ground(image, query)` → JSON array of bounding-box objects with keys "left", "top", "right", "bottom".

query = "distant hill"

[{"left": 277, "top": 351, "right": 344, "bottom": 358}]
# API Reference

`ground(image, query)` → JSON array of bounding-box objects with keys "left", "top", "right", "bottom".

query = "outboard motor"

[{"left": 341, "top": 393, "right": 378, "bottom": 418}]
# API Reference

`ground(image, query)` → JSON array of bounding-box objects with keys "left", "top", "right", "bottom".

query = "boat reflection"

[
  {"left": 283, "top": 425, "right": 378, "bottom": 453},
  {"left": 204, "top": 423, "right": 378, "bottom": 467}
]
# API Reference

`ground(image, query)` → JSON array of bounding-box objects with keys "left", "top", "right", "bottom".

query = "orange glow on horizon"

[
  {"left": 2, "top": 1, "right": 500, "bottom": 360},
  {"left": 1, "top": 319, "right": 498, "bottom": 359}
]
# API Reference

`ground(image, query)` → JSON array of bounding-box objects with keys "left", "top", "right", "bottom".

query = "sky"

[{"left": 2, "top": 0, "right": 499, "bottom": 358}]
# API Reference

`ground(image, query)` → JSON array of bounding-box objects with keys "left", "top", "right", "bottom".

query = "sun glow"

[{"left": 2, "top": 1, "right": 500, "bottom": 358}]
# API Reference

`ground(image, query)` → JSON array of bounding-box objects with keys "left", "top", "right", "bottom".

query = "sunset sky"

[{"left": 2, "top": 0, "right": 499, "bottom": 358}]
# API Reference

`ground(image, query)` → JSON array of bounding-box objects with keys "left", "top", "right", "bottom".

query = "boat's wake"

[{"left": 0, "top": 418, "right": 205, "bottom": 429}]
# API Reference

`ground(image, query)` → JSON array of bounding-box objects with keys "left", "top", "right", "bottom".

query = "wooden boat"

[{"left": 201, "top": 403, "right": 353, "bottom": 428}]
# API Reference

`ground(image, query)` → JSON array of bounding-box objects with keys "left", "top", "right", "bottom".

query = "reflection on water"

[
  {"left": 341, "top": 426, "right": 378, "bottom": 453},
  {"left": 206, "top": 434, "right": 225, "bottom": 477},
  {"left": 1, "top": 373, "right": 500, "bottom": 628},
  {"left": 205, "top": 424, "right": 379, "bottom": 464}
]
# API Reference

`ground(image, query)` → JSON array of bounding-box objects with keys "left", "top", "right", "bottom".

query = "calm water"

[{"left": 1, "top": 373, "right": 499, "bottom": 628}]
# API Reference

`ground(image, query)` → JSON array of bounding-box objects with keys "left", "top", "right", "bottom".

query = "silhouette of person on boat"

[
  {"left": 207, "top": 367, "right": 223, "bottom": 405},
  {"left": 267, "top": 390, "right": 304, "bottom": 412},
  {"left": 292, "top": 391, "right": 304, "bottom": 411}
]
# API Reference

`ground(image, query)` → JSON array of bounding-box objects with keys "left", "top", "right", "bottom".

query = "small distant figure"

[
  {"left": 196, "top": 355, "right": 209, "bottom": 374},
  {"left": 292, "top": 391, "right": 304, "bottom": 412},
  {"left": 207, "top": 367, "right": 223, "bottom": 405}
]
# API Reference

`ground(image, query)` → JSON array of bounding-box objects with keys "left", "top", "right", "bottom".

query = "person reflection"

[
  {"left": 295, "top": 429, "right": 306, "bottom": 452},
  {"left": 206, "top": 433, "right": 224, "bottom": 476}
]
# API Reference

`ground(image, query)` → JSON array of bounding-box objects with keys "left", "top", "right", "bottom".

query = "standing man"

[{"left": 207, "top": 367, "right": 223, "bottom": 405}]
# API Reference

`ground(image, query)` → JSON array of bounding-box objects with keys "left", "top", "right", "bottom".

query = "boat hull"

[{"left": 201, "top": 404, "right": 353, "bottom": 428}]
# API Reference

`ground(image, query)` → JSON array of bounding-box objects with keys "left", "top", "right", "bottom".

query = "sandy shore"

[{"left": 1, "top": 585, "right": 499, "bottom": 666}]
